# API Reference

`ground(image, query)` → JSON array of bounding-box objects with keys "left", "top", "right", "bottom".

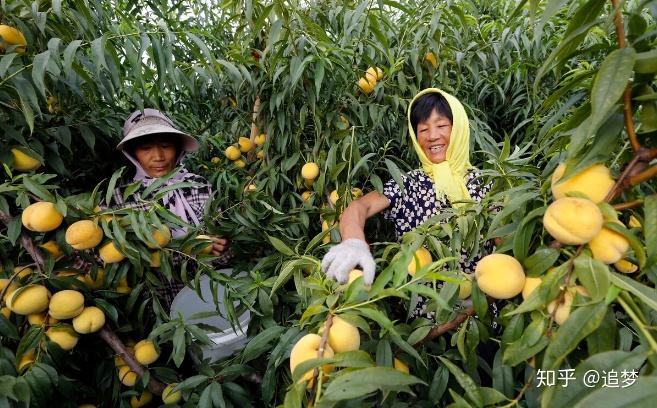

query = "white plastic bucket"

[{"left": 169, "top": 269, "right": 250, "bottom": 362}]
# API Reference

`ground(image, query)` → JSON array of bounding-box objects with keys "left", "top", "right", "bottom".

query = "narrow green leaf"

[
  {"left": 271, "top": 260, "right": 300, "bottom": 296},
  {"left": 31, "top": 51, "right": 50, "bottom": 98},
  {"left": 7, "top": 216, "right": 21, "bottom": 246},
  {"left": 0, "top": 53, "right": 17, "bottom": 78},
  {"left": 573, "top": 254, "right": 610, "bottom": 301},
  {"left": 384, "top": 159, "right": 405, "bottom": 194},
  {"left": 323, "top": 367, "right": 424, "bottom": 401},
  {"left": 570, "top": 47, "right": 636, "bottom": 157},
  {"left": 22, "top": 177, "right": 55, "bottom": 202},
  {"left": 240, "top": 326, "right": 285, "bottom": 364},
  {"left": 267, "top": 235, "right": 295, "bottom": 256},
  {"left": 542, "top": 301, "right": 607, "bottom": 369},
  {"left": 437, "top": 356, "right": 483, "bottom": 407},
  {"left": 609, "top": 272, "right": 657, "bottom": 312},
  {"left": 105, "top": 167, "right": 124, "bottom": 206}
]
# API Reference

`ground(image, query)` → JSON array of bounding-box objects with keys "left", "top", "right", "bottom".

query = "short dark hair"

[
  {"left": 124, "top": 133, "right": 181, "bottom": 157},
  {"left": 410, "top": 93, "right": 453, "bottom": 135}
]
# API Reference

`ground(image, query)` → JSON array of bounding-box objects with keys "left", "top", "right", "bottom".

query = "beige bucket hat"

[{"left": 117, "top": 108, "right": 199, "bottom": 152}]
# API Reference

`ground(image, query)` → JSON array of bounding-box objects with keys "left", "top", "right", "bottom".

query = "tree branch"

[{"left": 414, "top": 307, "right": 476, "bottom": 346}]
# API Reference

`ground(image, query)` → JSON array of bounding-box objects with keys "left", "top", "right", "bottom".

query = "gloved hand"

[{"left": 321, "top": 238, "right": 376, "bottom": 284}]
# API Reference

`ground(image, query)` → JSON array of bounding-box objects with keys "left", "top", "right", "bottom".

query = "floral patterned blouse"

[{"left": 382, "top": 167, "right": 493, "bottom": 320}]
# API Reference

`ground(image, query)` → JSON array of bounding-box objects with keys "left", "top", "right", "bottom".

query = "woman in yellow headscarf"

[{"left": 321, "top": 88, "right": 491, "bottom": 319}]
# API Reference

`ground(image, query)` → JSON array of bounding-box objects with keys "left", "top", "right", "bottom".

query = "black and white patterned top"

[
  {"left": 382, "top": 168, "right": 490, "bottom": 238},
  {"left": 111, "top": 170, "right": 211, "bottom": 222},
  {"left": 110, "top": 169, "right": 229, "bottom": 310},
  {"left": 382, "top": 167, "right": 493, "bottom": 320}
]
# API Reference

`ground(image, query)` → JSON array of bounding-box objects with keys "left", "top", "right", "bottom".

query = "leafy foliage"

[{"left": 1, "top": 0, "right": 657, "bottom": 407}]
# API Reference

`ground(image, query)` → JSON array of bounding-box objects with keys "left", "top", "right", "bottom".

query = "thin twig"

[{"left": 613, "top": 199, "right": 644, "bottom": 210}]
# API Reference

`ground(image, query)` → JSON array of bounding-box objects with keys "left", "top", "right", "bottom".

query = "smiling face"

[
  {"left": 416, "top": 109, "right": 452, "bottom": 164},
  {"left": 132, "top": 135, "right": 178, "bottom": 178}
]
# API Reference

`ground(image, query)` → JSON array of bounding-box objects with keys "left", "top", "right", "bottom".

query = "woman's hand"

[
  {"left": 321, "top": 192, "right": 390, "bottom": 284},
  {"left": 208, "top": 236, "right": 229, "bottom": 256},
  {"left": 321, "top": 238, "right": 376, "bottom": 284}
]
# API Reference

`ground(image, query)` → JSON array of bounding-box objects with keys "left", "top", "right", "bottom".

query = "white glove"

[{"left": 321, "top": 238, "right": 376, "bottom": 284}]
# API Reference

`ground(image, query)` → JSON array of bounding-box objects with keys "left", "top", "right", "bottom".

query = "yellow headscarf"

[{"left": 407, "top": 88, "right": 473, "bottom": 207}]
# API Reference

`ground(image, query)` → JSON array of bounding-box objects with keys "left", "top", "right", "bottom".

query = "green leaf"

[
  {"left": 13, "top": 77, "right": 37, "bottom": 132},
  {"left": 0, "top": 53, "right": 17, "bottom": 78},
  {"left": 105, "top": 167, "right": 125, "bottom": 206},
  {"left": 322, "top": 367, "right": 424, "bottom": 401},
  {"left": 210, "top": 382, "right": 226, "bottom": 408},
  {"left": 240, "top": 326, "right": 285, "bottom": 364},
  {"left": 198, "top": 384, "right": 213, "bottom": 407},
  {"left": 7, "top": 216, "right": 21, "bottom": 246},
  {"left": 216, "top": 59, "right": 243, "bottom": 84},
  {"left": 289, "top": 55, "right": 314, "bottom": 90},
  {"left": 437, "top": 356, "right": 483, "bottom": 408},
  {"left": 503, "top": 331, "right": 549, "bottom": 367},
  {"left": 176, "top": 374, "right": 209, "bottom": 390},
  {"left": 507, "top": 264, "right": 568, "bottom": 316},
  {"left": 90, "top": 36, "right": 108, "bottom": 71},
  {"left": 523, "top": 247, "right": 560, "bottom": 277},
  {"left": 573, "top": 254, "right": 610, "bottom": 301},
  {"left": 267, "top": 235, "right": 295, "bottom": 256},
  {"left": 542, "top": 301, "right": 607, "bottom": 370},
  {"left": 609, "top": 272, "right": 657, "bottom": 312},
  {"left": 428, "top": 364, "right": 449, "bottom": 402},
  {"left": 283, "top": 382, "right": 304, "bottom": 408},
  {"left": 300, "top": 304, "right": 327, "bottom": 324},
  {"left": 22, "top": 177, "right": 55, "bottom": 202},
  {"left": 405, "top": 284, "right": 450, "bottom": 314},
  {"left": 0, "top": 315, "right": 19, "bottom": 340},
  {"left": 479, "top": 387, "right": 509, "bottom": 406},
  {"left": 488, "top": 191, "right": 537, "bottom": 234},
  {"left": 384, "top": 159, "right": 405, "bottom": 194},
  {"left": 534, "top": 0, "right": 606, "bottom": 89},
  {"left": 172, "top": 325, "right": 186, "bottom": 367},
  {"left": 31, "top": 51, "right": 50, "bottom": 98},
  {"left": 569, "top": 47, "right": 636, "bottom": 158},
  {"left": 62, "top": 40, "right": 82, "bottom": 73},
  {"left": 562, "top": 114, "right": 623, "bottom": 179},
  {"left": 271, "top": 259, "right": 300, "bottom": 295}
]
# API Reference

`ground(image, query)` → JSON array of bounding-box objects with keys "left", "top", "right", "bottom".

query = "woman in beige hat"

[{"left": 111, "top": 108, "right": 231, "bottom": 308}]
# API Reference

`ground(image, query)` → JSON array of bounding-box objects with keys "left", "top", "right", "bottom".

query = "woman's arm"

[{"left": 339, "top": 191, "right": 391, "bottom": 242}]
